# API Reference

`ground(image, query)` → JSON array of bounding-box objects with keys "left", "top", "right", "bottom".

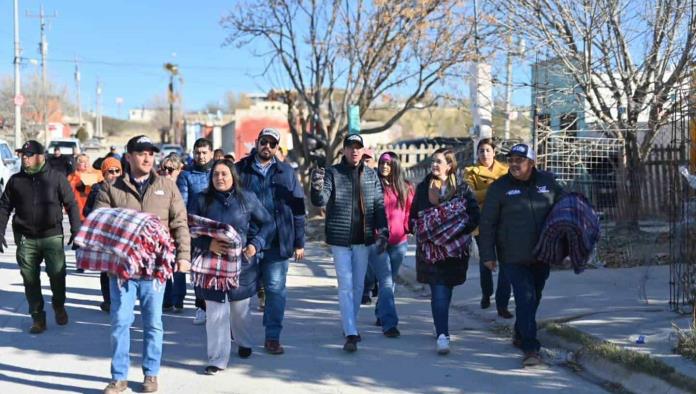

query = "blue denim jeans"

[
  {"left": 368, "top": 245, "right": 399, "bottom": 331},
  {"left": 364, "top": 241, "right": 408, "bottom": 296},
  {"left": 331, "top": 245, "right": 370, "bottom": 336},
  {"left": 503, "top": 263, "right": 550, "bottom": 353},
  {"left": 429, "top": 284, "right": 453, "bottom": 337},
  {"left": 109, "top": 276, "right": 165, "bottom": 380},
  {"left": 163, "top": 272, "right": 187, "bottom": 308},
  {"left": 260, "top": 247, "right": 289, "bottom": 341},
  {"left": 476, "top": 237, "right": 511, "bottom": 310}
]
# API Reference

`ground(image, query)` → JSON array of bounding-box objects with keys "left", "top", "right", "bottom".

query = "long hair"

[
  {"left": 204, "top": 158, "right": 245, "bottom": 209},
  {"left": 378, "top": 151, "right": 411, "bottom": 208},
  {"left": 432, "top": 147, "right": 458, "bottom": 201},
  {"left": 476, "top": 138, "right": 496, "bottom": 152}
]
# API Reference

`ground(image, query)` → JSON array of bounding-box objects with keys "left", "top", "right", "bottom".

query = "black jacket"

[
  {"left": 479, "top": 168, "right": 564, "bottom": 265},
  {"left": 47, "top": 155, "right": 74, "bottom": 176},
  {"left": 310, "top": 159, "right": 388, "bottom": 246},
  {"left": 0, "top": 164, "right": 81, "bottom": 239},
  {"left": 410, "top": 174, "right": 480, "bottom": 286}
]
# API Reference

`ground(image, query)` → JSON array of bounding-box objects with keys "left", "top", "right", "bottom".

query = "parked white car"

[
  {"left": 47, "top": 138, "right": 82, "bottom": 155},
  {"left": 0, "top": 139, "right": 19, "bottom": 193}
]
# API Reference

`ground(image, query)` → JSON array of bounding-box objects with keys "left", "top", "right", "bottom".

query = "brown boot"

[
  {"left": 103, "top": 380, "right": 128, "bottom": 394},
  {"left": 29, "top": 316, "right": 46, "bottom": 334},
  {"left": 142, "top": 376, "right": 158, "bottom": 393},
  {"left": 54, "top": 306, "right": 68, "bottom": 326}
]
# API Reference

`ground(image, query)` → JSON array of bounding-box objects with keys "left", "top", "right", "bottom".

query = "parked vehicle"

[
  {"left": 47, "top": 138, "right": 82, "bottom": 155},
  {"left": 158, "top": 144, "right": 184, "bottom": 164},
  {"left": 0, "top": 139, "right": 18, "bottom": 193}
]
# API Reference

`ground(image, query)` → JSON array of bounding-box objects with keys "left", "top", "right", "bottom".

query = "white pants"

[
  {"left": 205, "top": 298, "right": 253, "bottom": 369},
  {"left": 331, "top": 245, "right": 370, "bottom": 336}
]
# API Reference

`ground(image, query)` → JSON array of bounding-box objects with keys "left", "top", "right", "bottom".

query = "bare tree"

[
  {"left": 493, "top": 0, "right": 696, "bottom": 226},
  {"left": 222, "top": 0, "right": 478, "bottom": 178}
]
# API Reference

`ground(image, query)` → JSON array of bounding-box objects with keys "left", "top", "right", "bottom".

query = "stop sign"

[{"left": 14, "top": 94, "right": 24, "bottom": 106}]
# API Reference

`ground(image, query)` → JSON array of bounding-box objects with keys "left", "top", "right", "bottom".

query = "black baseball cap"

[
  {"left": 126, "top": 135, "right": 160, "bottom": 153},
  {"left": 343, "top": 134, "right": 364, "bottom": 148},
  {"left": 17, "top": 140, "right": 45, "bottom": 155}
]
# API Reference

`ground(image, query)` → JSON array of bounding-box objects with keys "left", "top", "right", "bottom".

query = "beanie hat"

[{"left": 101, "top": 157, "right": 123, "bottom": 174}]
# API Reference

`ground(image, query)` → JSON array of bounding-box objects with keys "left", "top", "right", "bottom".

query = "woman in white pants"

[{"left": 189, "top": 159, "right": 274, "bottom": 375}]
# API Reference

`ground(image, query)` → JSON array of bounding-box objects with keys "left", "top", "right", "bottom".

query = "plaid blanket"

[
  {"left": 188, "top": 214, "right": 243, "bottom": 291},
  {"left": 75, "top": 208, "right": 176, "bottom": 284},
  {"left": 415, "top": 196, "right": 472, "bottom": 264},
  {"left": 534, "top": 192, "right": 600, "bottom": 274}
]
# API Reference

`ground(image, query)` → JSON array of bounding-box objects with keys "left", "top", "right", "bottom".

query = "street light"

[{"left": 164, "top": 62, "right": 178, "bottom": 144}]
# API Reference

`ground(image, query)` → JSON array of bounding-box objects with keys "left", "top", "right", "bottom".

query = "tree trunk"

[{"left": 617, "top": 133, "right": 642, "bottom": 230}]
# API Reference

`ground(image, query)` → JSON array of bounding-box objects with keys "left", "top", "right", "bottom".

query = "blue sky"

[{"left": 1, "top": 1, "right": 532, "bottom": 119}]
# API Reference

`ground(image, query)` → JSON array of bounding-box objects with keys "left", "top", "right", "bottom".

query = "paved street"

[{"left": 0, "top": 238, "right": 607, "bottom": 394}]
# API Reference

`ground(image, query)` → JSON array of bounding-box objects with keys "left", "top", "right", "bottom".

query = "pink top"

[{"left": 383, "top": 184, "right": 415, "bottom": 245}]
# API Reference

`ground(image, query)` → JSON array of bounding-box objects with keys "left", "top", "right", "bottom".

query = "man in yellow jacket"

[{"left": 465, "top": 138, "right": 513, "bottom": 319}]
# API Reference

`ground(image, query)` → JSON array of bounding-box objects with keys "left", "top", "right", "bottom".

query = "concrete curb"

[{"left": 399, "top": 262, "right": 694, "bottom": 394}]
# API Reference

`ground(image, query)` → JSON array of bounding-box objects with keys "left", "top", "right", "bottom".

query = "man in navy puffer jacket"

[{"left": 237, "top": 128, "right": 306, "bottom": 355}]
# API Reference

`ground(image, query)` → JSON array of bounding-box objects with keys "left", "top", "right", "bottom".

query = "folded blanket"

[
  {"left": 188, "top": 214, "right": 243, "bottom": 291},
  {"left": 534, "top": 192, "right": 600, "bottom": 273},
  {"left": 415, "top": 196, "right": 472, "bottom": 264},
  {"left": 75, "top": 208, "right": 175, "bottom": 283}
]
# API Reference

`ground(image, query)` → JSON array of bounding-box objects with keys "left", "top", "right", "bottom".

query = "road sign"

[
  {"left": 348, "top": 105, "right": 360, "bottom": 134},
  {"left": 14, "top": 94, "right": 24, "bottom": 106}
]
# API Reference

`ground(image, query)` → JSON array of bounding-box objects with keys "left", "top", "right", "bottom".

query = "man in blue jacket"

[
  {"left": 175, "top": 137, "right": 213, "bottom": 324},
  {"left": 237, "top": 128, "right": 306, "bottom": 355}
]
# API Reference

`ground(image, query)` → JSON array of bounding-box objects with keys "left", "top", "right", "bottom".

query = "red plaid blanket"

[
  {"left": 415, "top": 196, "right": 472, "bottom": 264},
  {"left": 188, "top": 214, "right": 243, "bottom": 291},
  {"left": 75, "top": 208, "right": 175, "bottom": 284}
]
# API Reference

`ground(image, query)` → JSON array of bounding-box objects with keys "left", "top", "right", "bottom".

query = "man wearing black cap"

[
  {"left": 0, "top": 140, "right": 81, "bottom": 334},
  {"left": 310, "top": 133, "right": 388, "bottom": 352},
  {"left": 236, "top": 128, "right": 305, "bottom": 355},
  {"left": 95, "top": 134, "right": 190, "bottom": 393},
  {"left": 478, "top": 143, "right": 564, "bottom": 368}
]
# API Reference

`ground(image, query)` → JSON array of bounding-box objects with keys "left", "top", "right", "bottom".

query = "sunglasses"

[
  {"left": 259, "top": 139, "right": 278, "bottom": 148},
  {"left": 106, "top": 169, "right": 122, "bottom": 175},
  {"left": 160, "top": 166, "right": 177, "bottom": 174}
]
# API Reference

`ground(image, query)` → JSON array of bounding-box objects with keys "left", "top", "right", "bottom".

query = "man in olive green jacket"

[{"left": 95, "top": 135, "right": 190, "bottom": 394}]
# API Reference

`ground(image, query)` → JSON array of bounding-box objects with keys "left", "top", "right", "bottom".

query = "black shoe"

[
  {"left": 204, "top": 365, "right": 223, "bottom": 375},
  {"left": 384, "top": 327, "right": 400, "bottom": 338},
  {"left": 480, "top": 297, "right": 491, "bottom": 309},
  {"left": 100, "top": 302, "right": 111, "bottom": 313},
  {"left": 238, "top": 346, "right": 252, "bottom": 358},
  {"left": 343, "top": 335, "right": 359, "bottom": 352},
  {"left": 75, "top": 268, "right": 84, "bottom": 273},
  {"left": 375, "top": 318, "right": 382, "bottom": 327},
  {"left": 342, "top": 332, "right": 361, "bottom": 342},
  {"left": 361, "top": 295, "right": 372, "bottom": 305},
  {"left": 162, "top": 304, "right": 174, "bottom": 312},
  {"left": 497, "top": 308, "right": 514, "bottom": 319}
]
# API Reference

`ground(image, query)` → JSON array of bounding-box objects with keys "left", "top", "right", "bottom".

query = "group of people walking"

[{"left": 0, "top": 128, "right": 572, "bottom": 393}]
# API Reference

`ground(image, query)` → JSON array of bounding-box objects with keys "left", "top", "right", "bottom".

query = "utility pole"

[
  {"left": 95, "top": 79, "right": 103, "bottom": 139},
  {"left": 13, "top": 0, "right": 22, "bottom": 149},
  {"left": 27, "top": 4, "right": 57, "bottom": 146},
  {"left": 164, "top": 63, "right": 179, "bottom": 144},
  {"left": 74, "top": 57, "right": 82, "bottom": 128}
]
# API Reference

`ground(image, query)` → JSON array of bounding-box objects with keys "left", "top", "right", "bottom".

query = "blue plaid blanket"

[{"left": 534, "top": 193, "right": 600, "bottom": 273}]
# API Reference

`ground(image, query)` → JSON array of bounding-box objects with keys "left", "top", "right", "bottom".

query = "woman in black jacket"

[
  {"left": 410, "top": 148, "right": 479, "bottom": 355},
  {"left": 189, "top": 159, "right": 273, "bottom": 375}
]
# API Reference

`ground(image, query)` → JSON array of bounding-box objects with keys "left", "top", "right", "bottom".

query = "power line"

[{"left": 50, "top": 57, "right": 247, "bottom": 71}]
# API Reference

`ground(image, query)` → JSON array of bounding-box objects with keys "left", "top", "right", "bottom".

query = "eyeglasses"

[
  {"left": 106, "top": 169, "right": 122, "bottom": 175},
  {"left": 161, "top": 167, "right": 177, "bottom": 174},
  {"left": 259, "top": 139, "right": 278, "bottom": 148}
]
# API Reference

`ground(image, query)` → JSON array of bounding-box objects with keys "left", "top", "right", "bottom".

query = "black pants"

[{"left": 100, "top": 272, "right": 110, "bottom": 304}]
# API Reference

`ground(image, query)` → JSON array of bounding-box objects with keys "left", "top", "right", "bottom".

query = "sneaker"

[
  {"left": 103, "top": 380, "right": 128, "bottom": 393},
  {"left": 384, "top": 327, "right": 400, "bottom": 338},
  {"left": 204, "top": 366, "right": 223, "bottom": 375},
  {"left": 142, "top": 376, "right": 158, "bottom": 393},
  {"left": 264, "top": 339, "right": 285, "bottom": 355},
  {"left": 523, "top": 351, "right": 543, "bottom": 367},
  {"left": 193, "top": 308, "right": 206, "bottom": 325},
  {"left": 480, "top": 296, "right": 491, "bottom": 309},
  {"left": 238, "top": 346, "right": 252, "bottom": 358},
  {"left": 361, "top": 295, "right": 372, "bottom": 305},
  {"left": 54, "top": 306, "right": 68, "bottom": 326},
  {"left": 100, "top": 302, "right": 111, "bottom": 313},
  {"left": 343, "top": 335, "right": 359, "bottom": 352},
  {"left": 497, "top": 308, "right": 514, "bottom": 319},
  {"left": 436, "top": 334, "right": 450, "bottom": 355}
]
